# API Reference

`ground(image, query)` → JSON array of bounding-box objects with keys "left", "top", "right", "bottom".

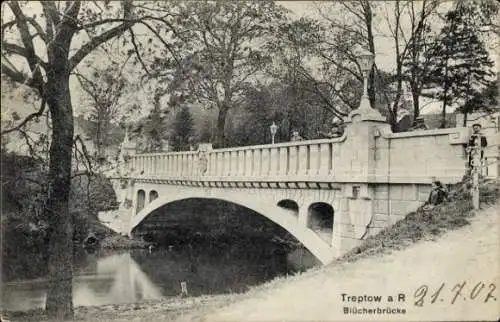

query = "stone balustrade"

[
  {"left": 127, "top": 137, "right": 345, "bottom": 183},
  {"left": 124, "top": 125, "right": 470, "bottom": 185}
]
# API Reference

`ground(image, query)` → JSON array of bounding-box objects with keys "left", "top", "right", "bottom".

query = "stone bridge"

[{"left": 100, "top": 107, "right": 470, "bottom": 265}]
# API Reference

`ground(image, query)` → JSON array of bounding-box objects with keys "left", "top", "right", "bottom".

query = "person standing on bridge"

[
  {"left": 290, "top": 130, "right": 304, "bottom": 142},
  {"left": 318, "top": 117, "right": 344, "bottom": 138},
  {"left": 466, "top": 123, "right": 488, "bottom": 170}
]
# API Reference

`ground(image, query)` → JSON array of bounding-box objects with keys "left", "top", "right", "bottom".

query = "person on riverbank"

[{"left": 422, "top": 180, "right": 448, "bottom": 211}]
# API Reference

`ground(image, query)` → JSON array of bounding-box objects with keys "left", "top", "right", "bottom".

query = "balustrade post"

[
  {"left": 181, "top": 154, "right": 187, "bottom": 176},
  {"left": 144, "top": 156, "right": 149, "bottom": 175},
  {"left": 298, "top": 145, "right": 308, "bottom": 176},
  {"left": 230, "top": 151, "right": 238, "bottom": 176},
  {"left": 269, "top": 148, "right": 279, "bottom": 177},
  {"left": 166, "top": 156, "right": 172, "bottom": 176},
  {"left": 308, "top": 144, "right": 320, "bottom": 176},
  {"left": 186, "top": 154, "right": 192, "bottom": 177},
  {"left": 245, "top": 150, "right": 253, "bottom": 177},
  {"left": 261, "top": 148, "right": 270, "bottom": 176},
  {"left": 224, "top": 152, "right": 231, "bottom": 177},
  {"left": 154, "top": 156, "right": 158, "bottom": 176},
  {"left": 253, "top": 149, "right": 261, "bottom": 177},
  {"left": 238, "top": 151, "right": 246, "bottom": 176},
  {"left": 172, "top": 154, "right": 179, "bottom": 178},
  {"left": 288, "top": 146, "right": 298, "bottom": 176},
  {"left": 319, "top": 143, "right": 331, "bottom": 176},
  {"left": 217, "top": 153, "right": 224, "bottom": 176},
  {"left": 279, "top": 147, "right": 288, "bottom": 177}
]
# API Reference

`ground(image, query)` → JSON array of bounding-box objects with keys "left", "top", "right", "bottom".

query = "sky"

[{"left": 2, "top": 0, "right": 498, "bottom": 124}]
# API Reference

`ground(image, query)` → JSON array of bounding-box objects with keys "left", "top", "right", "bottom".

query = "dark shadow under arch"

[
  {"left": 136, "top": 189, "right": 146, "bottom": 215},
  {"left": 307, "top": 202, "right": 334, "bottom": 243},
  {"left": 277, "top": 199, "right": 299, "bottom": 216},
  {"left": 149, "top": 190, "right": 159, "bottom": 203}
]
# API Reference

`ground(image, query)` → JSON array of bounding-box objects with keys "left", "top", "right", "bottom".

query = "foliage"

[
  {"left": 422, "top": 2, "right": 495, "bottom": 127},
  {"left": 150, "top": 1, "right": 288, "bottom": 147},
  {"left": 1, "top": 149, "right": 118, "bottom": 282},
  {"left": 460, "top": 76, "right": 499, "bottom": 123},
  {"left": 75, "top": 57, "right": 130, "bottom": 159}
]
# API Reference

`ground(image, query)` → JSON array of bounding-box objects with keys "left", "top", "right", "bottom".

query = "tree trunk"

[
  {"left": 44, "top": 74, "right": 75, "bottom": 320},
  {"left": 463, "top": 111, "right": 468, "bottom": 127},
  {"left": 215, "top": 105, "right": 229, "bottom": 148},
  {"left": 441, "top": 81, "right": 450, "bottom": 128},
  {"left": 412, "top": 87, "right": 420, "bottom": 122}
]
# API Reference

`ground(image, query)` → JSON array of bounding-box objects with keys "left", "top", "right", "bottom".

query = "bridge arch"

[{"left": 129, "top": 188, "right": 336, "bottom": 264}]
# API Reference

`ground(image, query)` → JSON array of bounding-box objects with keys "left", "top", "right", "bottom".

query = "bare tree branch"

[
  {"left": 128, "top": 28, "right": 150, "bottom": 75},
  {"left": 7, "top": 1, "right": 45, "bottom": 87},
  {"left": 2, "top": 42, "right": 49, "bottom": 69},
  {"left": 1, "top": 96, "right": 47, "bottom": 135},
  {"left": 1, "top": 61, "right": 42, "bottom": 89}
]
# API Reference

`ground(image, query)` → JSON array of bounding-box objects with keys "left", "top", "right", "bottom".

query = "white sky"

[{"left": 2, "top": 1, "right": 498, "bottom": 121}]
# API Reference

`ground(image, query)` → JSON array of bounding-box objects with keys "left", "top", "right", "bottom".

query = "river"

[{"left": 1, "top": 243, "right": 319, "bottom": 311}]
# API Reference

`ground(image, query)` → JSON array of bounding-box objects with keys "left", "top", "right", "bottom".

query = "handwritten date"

[{"left": 414, "top": 282, "right": 496, "bottom": 307}]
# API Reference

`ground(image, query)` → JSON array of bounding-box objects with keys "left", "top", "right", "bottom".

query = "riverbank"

[{"left": 4, "top": 180, "right": 499, "bottom": 321}]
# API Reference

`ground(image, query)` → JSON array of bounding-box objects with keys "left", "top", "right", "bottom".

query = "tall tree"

[
  {"left": 316, "top": 1, "right": 378, "bottom": 108},
  {"left": 268, "top": 18, "right": 356, "bottom": 120},
  {"left": 1, "top": 2, "right": 176, "bottom": 318},
  {"left": 75, "top": 55, "right": 131, "bottom": 161},
  {"left": 154, "top": 1, "right": 287, "bottom": 147},
  {"left": 171, "top": 105, "right": 194, "bottom": 151},
  {"left": 386, "top": 0, "right": 439, "bottom": 124},
  {"left": 423, "top": 3, "right": 495, "bottom": 127}
]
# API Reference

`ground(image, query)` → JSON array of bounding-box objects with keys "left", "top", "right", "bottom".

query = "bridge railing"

[
  {"left": 124, "top": 126, "right": 470, "bottom": 184},
  {"left": 128, "top": 137, "right": 346, "bottom": 182}
]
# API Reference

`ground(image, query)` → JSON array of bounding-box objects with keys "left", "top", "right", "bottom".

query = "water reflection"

[{"left": 2, "top": 246, "right": 318, "bottom": 311}]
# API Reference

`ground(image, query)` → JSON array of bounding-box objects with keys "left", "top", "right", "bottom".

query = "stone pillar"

[{"left": 334, "top": 106, "right": 391, "bottom": 257}]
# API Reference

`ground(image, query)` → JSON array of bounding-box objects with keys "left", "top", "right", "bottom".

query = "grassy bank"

[{"left": 335, "top": 177, "right": 499, "bottom": 264}]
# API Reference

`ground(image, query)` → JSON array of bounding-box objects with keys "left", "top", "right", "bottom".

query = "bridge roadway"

[{"left": 100, "top": 109, "right": 471, "bottom": 264}]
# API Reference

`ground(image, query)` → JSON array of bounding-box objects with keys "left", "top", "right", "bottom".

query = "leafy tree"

[
  {"left": 387, "top": 0, "right": 439, "bottom": 123},
  {"left": 314, "top": 1, "right": 378, "bottom": 109},
  {"left": 422, "top": 3, "right": 495, "bottom": 127},
  {"left": 75, "top": 51, "right": 132, "bottom": 161},
  {"left": 140, "top": 89, "right": 169, "bottom": 152},
  {"left": 171, "top": 106, "right": 195, "bottom": 151},
  {"left": 154, "top": 1, "right": 288, "bottom": 147},
  {"left": 460, "top": 76, "right": 499, "bottom": 126},
  {"left": 1, "top": 2, "right": 176, "bottom": 318}
]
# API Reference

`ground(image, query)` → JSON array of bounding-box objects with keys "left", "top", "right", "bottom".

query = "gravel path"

[{"left": 191, "top": 204, "right": 500, "bottom": 322}]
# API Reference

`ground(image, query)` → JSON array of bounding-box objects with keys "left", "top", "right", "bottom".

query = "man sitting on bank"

[{"left": 422, "top": 180, "right": 448, "bottom": 211}]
